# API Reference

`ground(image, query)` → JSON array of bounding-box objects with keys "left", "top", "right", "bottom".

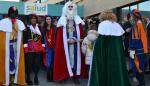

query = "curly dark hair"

[{"left": 28, "top": 13, "right": 39, "bottom": 24}]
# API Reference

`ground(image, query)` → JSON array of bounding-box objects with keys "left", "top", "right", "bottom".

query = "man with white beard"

[{"left": 53, "top": 1, "right": 87, "bottom": 84}]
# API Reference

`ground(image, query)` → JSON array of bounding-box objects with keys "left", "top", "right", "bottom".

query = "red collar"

[{"left": 11, "top": 19, "right": 16, "bottom": 24}]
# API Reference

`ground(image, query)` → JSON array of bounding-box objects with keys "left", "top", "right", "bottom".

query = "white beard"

[{"left": 66, "top": 10, "right": 75, "bottom": 20}]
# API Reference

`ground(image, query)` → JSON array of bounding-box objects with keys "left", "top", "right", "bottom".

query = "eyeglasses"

[{"left": 68, "top": 6, "right": 73, "bottom": 8}]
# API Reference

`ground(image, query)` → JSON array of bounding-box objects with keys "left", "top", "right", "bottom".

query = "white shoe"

[{"left": 132, "top": 77, "right": 138, "bottom": 82}]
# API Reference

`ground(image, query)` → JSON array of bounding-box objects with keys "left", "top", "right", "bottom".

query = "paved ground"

[
  {"left": 29, "top": 70, "right": 150, "bottom": 86},
  {"left": 131, "top": 74, "right": 150, "bottom": 86},
  {"left": 30, "top": 70, "right": 88, "bottom": 86}
]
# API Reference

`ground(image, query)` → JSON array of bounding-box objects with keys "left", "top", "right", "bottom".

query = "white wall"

[
  {"left": 46, "top": 0, "right": 82, "bottom": 4},
  {"left": 83, "top": 0, "right": 139, "bottom": 17},
  {"left": 0, "top": 0, "right": 20, "bottom": 2},
  {"left": 47, "top": 0, "right": 63, "bottom": 4}
]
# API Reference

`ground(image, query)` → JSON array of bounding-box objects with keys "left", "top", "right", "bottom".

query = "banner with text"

[{"left": 24, "top": 2, "right": 47, "bottom": 15}]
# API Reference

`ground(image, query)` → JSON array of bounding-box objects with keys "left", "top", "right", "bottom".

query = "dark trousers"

[
  {"left": 147, "top": 53, "right": 150, "bottom": 71},
  {"left": 149, "top": 59, "right": 150, "bottom": 71},
  {"left": 25, "top": 52, "right": 42, "bottom": 81}
]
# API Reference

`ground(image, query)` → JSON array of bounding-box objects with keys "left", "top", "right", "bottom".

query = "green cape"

[{"left": 89, "top": 35, "right": 131, "bottom": 86}]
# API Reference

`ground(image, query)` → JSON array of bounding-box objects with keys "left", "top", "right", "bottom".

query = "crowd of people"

[{"left": 0, "top": 1, "right": 150, "bottom": 86}]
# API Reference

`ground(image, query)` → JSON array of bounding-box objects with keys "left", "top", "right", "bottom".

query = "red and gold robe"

[{"left": 53, "top": 16, "right": 88, "bottom": 81}]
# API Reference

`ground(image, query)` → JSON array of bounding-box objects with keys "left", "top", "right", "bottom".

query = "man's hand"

[{"left": 68, "top": 38, "right": 76, "bottom": 44}]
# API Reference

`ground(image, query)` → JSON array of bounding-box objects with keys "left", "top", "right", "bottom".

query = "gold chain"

[{"left": 10, "top": 23, "right": 18, "bottom": 40}]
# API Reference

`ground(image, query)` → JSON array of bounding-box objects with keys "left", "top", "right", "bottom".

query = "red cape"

[{"left": 53, "top": 23, "right": 88, "bottom": 81}]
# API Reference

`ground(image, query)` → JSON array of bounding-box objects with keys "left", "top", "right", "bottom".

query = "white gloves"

[{"left": 129, "top": 50, "right": 135, "bottom": 59}]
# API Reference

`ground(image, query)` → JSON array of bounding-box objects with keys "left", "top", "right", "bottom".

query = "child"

[{"left": 81, "top": 29, "right": 98, "bottom": 70}]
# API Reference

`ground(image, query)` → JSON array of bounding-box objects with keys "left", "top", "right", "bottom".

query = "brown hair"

[{"left": 99, "top": 10, "right": 117, "bottom": 22}]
